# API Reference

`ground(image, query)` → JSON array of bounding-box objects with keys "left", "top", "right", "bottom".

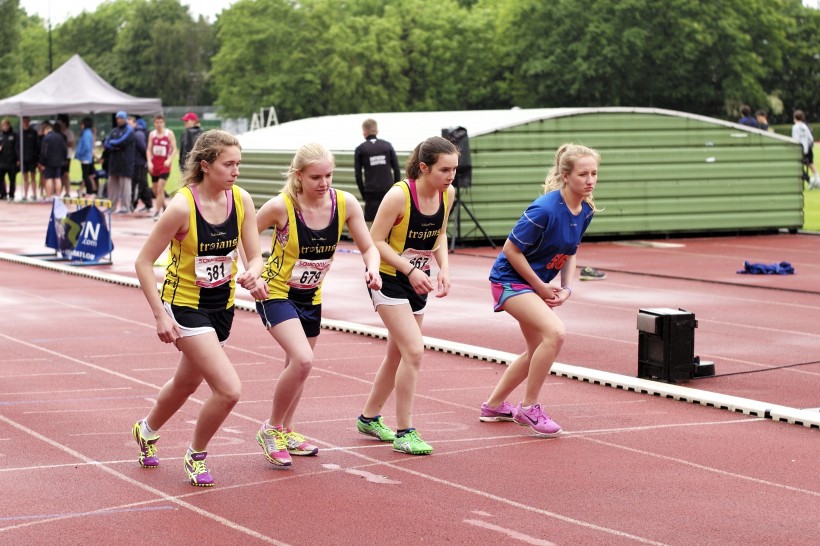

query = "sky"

[{"left": 20, "top": 0, "right": 235, "bottom": 25}]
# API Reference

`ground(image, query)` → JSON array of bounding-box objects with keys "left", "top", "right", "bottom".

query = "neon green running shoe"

[
  {"left": 357, "top": 415, "right": 396, "bottom": 442},
  {"left": 392, "top": 429, "right": 432, "bottom": 455}
]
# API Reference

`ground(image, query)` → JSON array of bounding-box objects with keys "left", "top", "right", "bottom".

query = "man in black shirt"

[
  {"left": 21, "top": 117, "right": 39, "bottom": 201},
  {"left": 353, "top": 118, "right": 401, "bottom": 222},
  {"left": 179, "top": 111, "right": 203, "bottom": 173},
  {"left": 0, "top": 118, "right": 19, "bottom": 200},
  {"left": 39, "top": 121, "right": 68, "bottom": 198}
]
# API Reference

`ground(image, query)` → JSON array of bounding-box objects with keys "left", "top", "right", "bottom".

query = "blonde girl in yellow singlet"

[{"left": 253, "top": 143, "right": 382, "bottom": 467}]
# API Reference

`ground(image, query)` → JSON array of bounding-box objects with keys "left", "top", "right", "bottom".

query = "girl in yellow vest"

[
  {"left": 357, "top": 136, "right": 458, "bottom": 455},
  {"left": 132, "top": 130, "right": 267, "bottom": 486},
  {"left": 254, "top": 143, "right": 382, "bottom": 467}
]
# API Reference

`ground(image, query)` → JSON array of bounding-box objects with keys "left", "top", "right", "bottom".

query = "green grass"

[
  {"left": 804, "top": 185, "right": 820, "bottom": 232},
  {"left": 65, "top": 158, "right": 182, "bottom": 195}
]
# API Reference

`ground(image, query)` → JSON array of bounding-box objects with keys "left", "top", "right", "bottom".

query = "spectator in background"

[
  {"left": 354, "top": 118, "right": 401, "bottom": 223},
  {"left": 39, "top": 121, "right": 68, "bottom": 199},
  {"left": 179, "top": 112, "right": 202, "bottom": 175},
  {"left": 0, "top": 118, "right": 19, "bottom": 201},
  {"left": 147, "top": 114, "right": 176, "bottom": 219},
  {"left": 36, "top": 121, "right": 48, "bottom": 199},
  {"left": 21, "top": 117, "right": 39, "bottom": 201},
  {"left": 793, "top": 109, "right": 819, "bottom": 189},
  {"left": 755, "top": 110, "right": 771, "bottom": 132},
  {"left": 130, "top": 116, "right": 152, "bottom": 212},
  {"left": 57, "top": 114, "right": 75, "bottom": 197},
  {"left": 104, "top": 111, "right": 136, "bottom": 213},
  {"left": 738, "top": 105, "right": 759, "bottom": 128},
  {"left": 75, "top": 117, "right": 97, "bottom": 198}
]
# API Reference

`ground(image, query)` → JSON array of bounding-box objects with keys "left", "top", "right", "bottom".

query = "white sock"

[{"left": 140, "top": 418, "right": 158, "bottom": 440}]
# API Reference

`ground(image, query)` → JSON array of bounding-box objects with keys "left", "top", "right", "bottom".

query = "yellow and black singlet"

[
  {"left": 379, "top": 179, "right": 448, "bottom": 282},
  {"left": 262, "top": 188, "right": 346, "bottom": 305},
  {"left": 161, "top": 184, "right": 244, "bottom": 310}
]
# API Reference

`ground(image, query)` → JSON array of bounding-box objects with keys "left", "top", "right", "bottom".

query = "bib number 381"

[{"left": 194, "top": 253, "right": 235, "bottom": 288}]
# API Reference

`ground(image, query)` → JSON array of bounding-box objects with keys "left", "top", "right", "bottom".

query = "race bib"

[
  {"left": 194, "top": 252, "right": 235, "bottom": 288},
  {"left": 401, "top": 248, "right": 433, "bottom": 272},
  {"left": 152, "top": 144, "right": 168, "bottom": 156},
  {"left": 287, "top": 258, "right": 333, "bottom": 289}
]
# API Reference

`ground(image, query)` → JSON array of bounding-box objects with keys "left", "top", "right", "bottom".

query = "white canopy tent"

[
  {"left": 0, "top": 54, "right": 162, "bottom": 116},
  {"left": 0, "top": 54, "right": 162, "bottom": 182}
]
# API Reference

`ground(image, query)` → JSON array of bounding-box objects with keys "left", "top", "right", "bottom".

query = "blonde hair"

[
  {"left": 544, "top": 143, "right": 602, "bottom": 211},
  {"left": 282, "top": 143, "right": 335, "bottom": 207},
  {"left": 182, "top": 129, "right": 241, "bottom": 187}
]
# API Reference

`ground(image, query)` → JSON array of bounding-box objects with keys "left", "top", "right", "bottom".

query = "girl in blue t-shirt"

[{"left": 480, "top": 143, "right": 601, "bottom": 436}]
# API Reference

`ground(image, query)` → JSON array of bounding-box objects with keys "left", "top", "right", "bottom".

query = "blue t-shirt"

[{"left": 489, "top": 190, "right": 594, "bottom": 285}]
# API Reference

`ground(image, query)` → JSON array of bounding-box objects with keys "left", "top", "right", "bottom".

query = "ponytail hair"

[
  {"left": 544, "top": 143, "right": 602, "bottom": 211},
  {"left": 183, "top": 129, "right": 241, "bottom": 187},
  {"left": 405, "top": 136, "right": 459, "bottom": 180}
]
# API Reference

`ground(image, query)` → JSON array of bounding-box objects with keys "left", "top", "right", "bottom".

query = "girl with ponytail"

[{"left": 480, "top": 143, "right": 600, "bottom": 436}]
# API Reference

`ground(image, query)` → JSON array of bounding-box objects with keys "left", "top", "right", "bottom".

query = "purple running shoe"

[
  {"left": 479, "top": 401, "right": 517, "bottom": 422},
  {"left": 184, "top": 451, "right": 214, "bottom": 487},
  {"left": 132, "top": 420, "right": 159, "bottom": 468},
  {"left": 513, "top": 403, "right": 562, "bottom": 437}
]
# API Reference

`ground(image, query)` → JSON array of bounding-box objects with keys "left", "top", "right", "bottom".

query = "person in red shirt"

[{"left": 146, "top": 114, "right": 177, "bottom": 219}]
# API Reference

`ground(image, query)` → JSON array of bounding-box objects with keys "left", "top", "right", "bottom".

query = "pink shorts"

[{"left": 490, "top": 282, "right": 534, "bottom": 312}]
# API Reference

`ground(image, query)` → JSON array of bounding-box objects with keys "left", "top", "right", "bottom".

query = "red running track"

[{"left": 0, "top": 200, "right": 818, "bottom": 544}]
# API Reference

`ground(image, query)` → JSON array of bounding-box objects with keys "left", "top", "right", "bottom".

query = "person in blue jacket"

[
  {"left": 103, "top": 111, "right": 135, "bottom": 213},
  {"left": 74, "top": 117, "right": 96, "bottom": 198},
  {"left": 737, "top": 105, "right": 759, "bottom": 128}
]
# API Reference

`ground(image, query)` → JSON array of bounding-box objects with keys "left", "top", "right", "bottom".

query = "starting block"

[{"left": 637, "top": 308, "right": 715, "bottom": 383}]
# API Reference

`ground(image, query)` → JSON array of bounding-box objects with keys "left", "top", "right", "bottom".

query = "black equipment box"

[{"left": 637, "top": 308, "right": 698, "bottom": 383}]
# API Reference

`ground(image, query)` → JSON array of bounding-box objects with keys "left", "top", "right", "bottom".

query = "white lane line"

[
  {"left": 0, "top": 387, "right": 131, "bottom": 396},
  {"left": 1, "top": 372, "right": 85, "bottom": 378},
  {"left": 464, "top": 519, "right": 558, "bottom": 546},
  {"left": 322, "top": 463, "right": 401, "bottom": 484},
  {"left": 0, "top": 359, "right": 49, "bottom": 363},
  {"left": 24, "top": 406, "right": 149, "bottom": 415}
]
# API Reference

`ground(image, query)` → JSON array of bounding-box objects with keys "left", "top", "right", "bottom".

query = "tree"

[
  {"left": 113, "top": 0, "right": 216, "bottom": 105},
  {"left": 494, "top": 0, "right": 794, "bottom": 118},
  {"left": 211, "top": 0, "right": 306, "bottom": 120},
  {"left": 10, "top": 13, "right": 49, "bottom": 95},
  {"left": 211, "top": 0, "right": 503, "bottom": 120},
  {"left": 53, "top": 1, "right": 131, "bottom": 85},
  {"left": 773, "top": 0, "right": 820, "bottom": 122},
  {"left": 0, "top": 0, "right": 21, "bottom": 98}
]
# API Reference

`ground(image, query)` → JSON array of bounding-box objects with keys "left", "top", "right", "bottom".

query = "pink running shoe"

[
  {"left": 479, "top": 401, "right": 516, "bottom": 422},
  {"left": 513, "top": 403, "right": 562, "bottom": 437},
  {"left": 256, "top": 426, "right": 293, "bottom": 466},
  {"left": 285, "top": 428, "right": 319, "bottom": 456}
]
